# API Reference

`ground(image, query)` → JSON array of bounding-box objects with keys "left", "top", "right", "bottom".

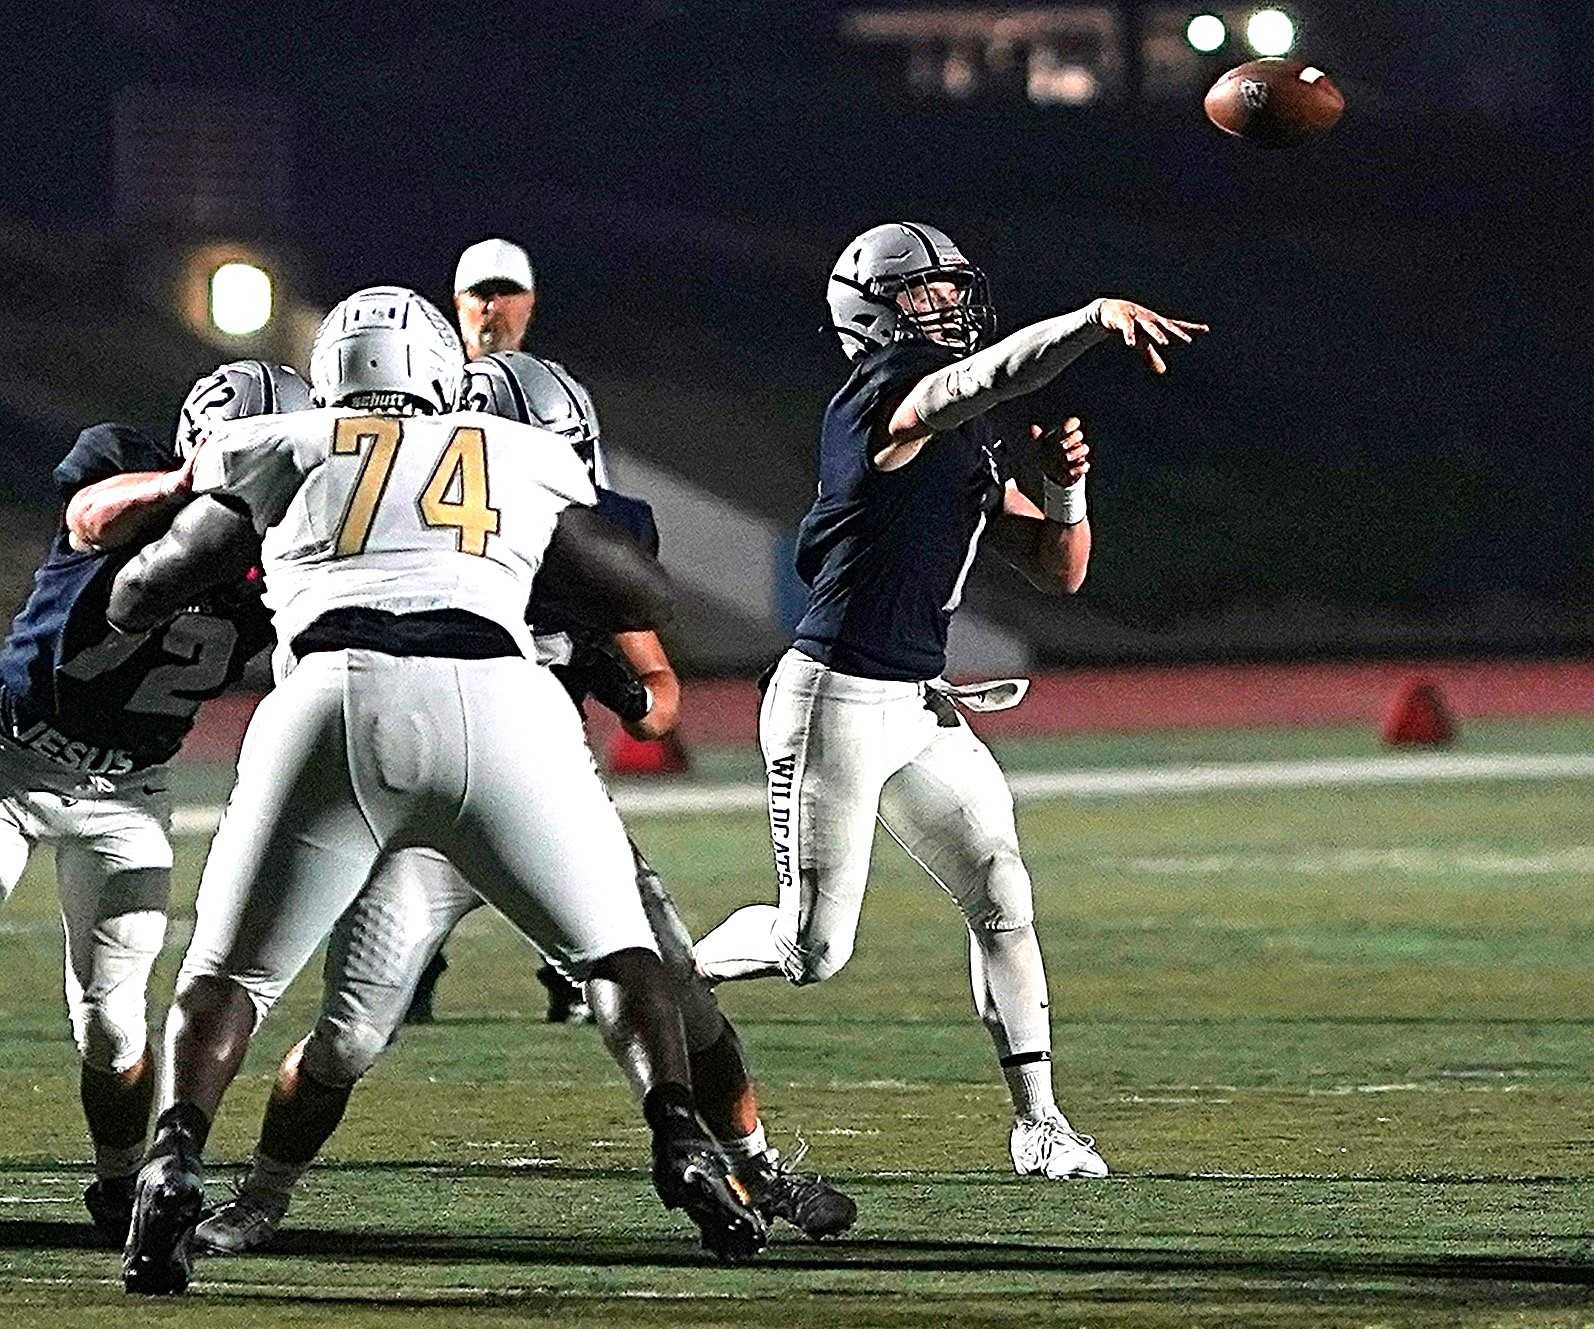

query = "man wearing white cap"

[
  {"left": 419, "top": 235, "right": 590, "bottom": 1026},
  {"left": 453, "top": 237, "right": 537, "bottom": 360}
]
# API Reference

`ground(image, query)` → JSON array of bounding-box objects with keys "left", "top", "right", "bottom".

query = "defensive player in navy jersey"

[
  {"left": 696, "top": 222, "right": 1207, "bottom": 1179},
  {"left": 0, "top": 361, "right": 310, "bottom": 1240},
  {"left": 192, "top": 352, "right": 854, "bottom": 1256}
]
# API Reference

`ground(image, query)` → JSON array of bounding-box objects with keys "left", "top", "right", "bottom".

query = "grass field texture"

[{"left": 2, "top": 718, "right": 1592, "bottom": 1327}]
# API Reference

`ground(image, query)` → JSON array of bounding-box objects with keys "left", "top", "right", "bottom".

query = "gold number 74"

[{"left": 333, "top": 416, "right": 501, "bottom": 557}]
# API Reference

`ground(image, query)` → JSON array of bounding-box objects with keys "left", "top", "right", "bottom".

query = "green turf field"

[{"left": 2, "top": 718, "right": 1593, "bottom": 1327}]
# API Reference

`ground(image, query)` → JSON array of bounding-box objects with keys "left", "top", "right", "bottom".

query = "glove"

[{"left": 569, "top": 638, "right": 652, "bottom": 724}]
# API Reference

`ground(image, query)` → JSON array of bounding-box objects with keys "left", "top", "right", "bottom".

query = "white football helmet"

[
  {"left": 308, "top": 286, "right": 463, "bottom": 414},
  {"left": 457, "top": 351, "right": 606, "bottom": 484},
  {"left": 175, "top": 360, "right": 312, "bottom": 459},
  {"left": 827, "top": 222, "right": 995, "bottom": 360}
]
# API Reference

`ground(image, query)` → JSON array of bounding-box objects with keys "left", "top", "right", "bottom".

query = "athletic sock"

[
  {"left": 1001, "top": 1051, "right": 1058, "bottom": 1122},
  {"left": 970, "top": 924, "right": 1060, "bottom": 1119},
  {"left": 242, "top": 1150, "right": 310, "bottom": 1202},
  {"left": 94, "top": 1139, "right": 146, "bottom": 1181},
  {"left": 718, "top": 1122, "right": 769, "bottom": 1162}
]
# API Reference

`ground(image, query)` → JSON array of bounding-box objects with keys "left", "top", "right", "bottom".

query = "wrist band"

[{"left": 1042, "top": 475, "right": 1087, "bottom": 526}]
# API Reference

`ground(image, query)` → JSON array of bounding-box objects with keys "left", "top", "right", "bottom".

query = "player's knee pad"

[
  {"left": 300, "top": 1010, "right": 390, "bottom": 1087},
  {"left": 960, "top": 848, "right": 1035, "bottom": 934},
  {"left": 64, "top": 905, "right": 165, "bottom": 1073},
  {"left": 70, "top": 986, "right": 148, "bottom": 1073}
]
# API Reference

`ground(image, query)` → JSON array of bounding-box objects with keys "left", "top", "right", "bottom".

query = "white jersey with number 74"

[{"left": 191, "top": 407, "right": 597, "bottom": 678}]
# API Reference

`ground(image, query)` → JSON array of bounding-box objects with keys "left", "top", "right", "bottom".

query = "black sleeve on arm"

[
  {"left": 568, "top": 637, "right": 653, "bottom": 722},
  {"left": 107, "top": 495, "right": 261, "bottom": 632},
  {"left": 593, "top": 489, "right": 661, "bottom": 558},
  {"left": 531, "top": 506, "right": 675, "bottom": 634}
]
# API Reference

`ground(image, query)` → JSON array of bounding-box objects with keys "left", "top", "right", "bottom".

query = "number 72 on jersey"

[{"left": 332, "top": 416, "right": 501, "bottom": 558}]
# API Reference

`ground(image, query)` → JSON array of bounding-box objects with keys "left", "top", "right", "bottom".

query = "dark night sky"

[
  {"left": 3, "top": 2, "right": 1591, "bottom": 658},
  {"left": 10, "top": 1, "right": 1589, "bottom": 233}
]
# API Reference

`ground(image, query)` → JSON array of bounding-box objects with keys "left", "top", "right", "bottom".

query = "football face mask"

[{"left": 882, "top": 266, "right": 995, "bottom": 355}]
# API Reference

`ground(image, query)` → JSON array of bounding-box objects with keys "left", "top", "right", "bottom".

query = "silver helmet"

[
  {"left": 827, "top": 222, "right": 995, "bottom": 361},
  {"left": 175, "top": 360, "right": 312, "bottom": 458},
  {"left": 457, "top": 351, "right": 605, "bottom": 483},
  {"left": 308, "top": 286, "right": 463, "bottom": 414}
]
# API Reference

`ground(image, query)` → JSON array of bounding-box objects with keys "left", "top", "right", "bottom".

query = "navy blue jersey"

[
  {"left": 791, "top": 341, "right": 1013, "bottom": 681},
  {"left": 593, "top": 487, "right": 661, "bottom": 560},
  {"left": 529, "top": 487, "right": 661, "bottom": 710},
  {"left": 0, "top": 423, "right": 273, "bottom": 775}
]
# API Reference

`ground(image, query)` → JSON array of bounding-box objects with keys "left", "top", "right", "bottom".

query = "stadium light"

[
  {"left": 209, "top": 261, "right": 273, "bottom": 336},
  {"left": 1246, "top": 8, "right": 1296, "bottom": 57},
  {"left": 1185, "top": 14, "right": 1227, "bottom": 53}
]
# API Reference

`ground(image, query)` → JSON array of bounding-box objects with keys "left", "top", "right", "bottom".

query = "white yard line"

[
  {"left": 167, "top": 751, "right": 1594, "bottom": 835},
  {"left": 1005, "top": 752, "right": 1594, "bottom": 801},
  {"left": 1117, "top": 845, "right": 1594, "bottom": 877}
]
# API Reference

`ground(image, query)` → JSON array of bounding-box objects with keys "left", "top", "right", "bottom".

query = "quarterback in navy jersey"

[
  {"left": 0, "top": 361, "right": 309, "bottom": 1244},
  {"left": 697, "top": 222, "right": 1207, "bottom": 1180},
  {"left": 793, "top": 337, "right": 1016, "bottom": 682}
]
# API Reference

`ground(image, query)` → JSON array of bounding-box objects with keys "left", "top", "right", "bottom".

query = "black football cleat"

[
  {"left": 536, "top": 963, "right": 593, "bottom": 1025},
  {"left": 403, "top": 950, "right": 449, "bottom": 1026},
  {"left": 652, "top": 1119, "right": 768, "bottom": 1261},
  {"left": 84, "top": 1174, "right": 137, "bottom": 1246},
  {"left": 735, "top": 1145, "right": 857, "bottom": 1241},
  {"left": 122, "top": 1148, "right": 204, "bottom": 1295}
]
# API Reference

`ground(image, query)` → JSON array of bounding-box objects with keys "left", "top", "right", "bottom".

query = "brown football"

[{"left": 1204, "top": 59, "right": 1345, "bottom": 148}]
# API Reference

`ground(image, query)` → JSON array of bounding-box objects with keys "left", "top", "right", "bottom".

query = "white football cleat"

[
  {"left": 192, "top": 1188, "right": 290, "bottom": 1255},
  {"left": 1010, "top": 1112, "right": 1110, "bottom": 1179}
]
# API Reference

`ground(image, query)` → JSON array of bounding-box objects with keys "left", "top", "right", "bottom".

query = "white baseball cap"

[{"left": 453, "top": 238, "right": 535, "bottom": 294}]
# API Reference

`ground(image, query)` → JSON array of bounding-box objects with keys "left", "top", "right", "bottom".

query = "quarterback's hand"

[
  {"left": 1032, "top": 418, "right": 1089, "bottom": 486},
  {"left": 1097, "top": 299, "right": 1208, "bottom": 375}
]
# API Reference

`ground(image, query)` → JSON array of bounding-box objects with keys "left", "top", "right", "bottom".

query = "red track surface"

[{"left": 184, "top": 659, "right": 1594, "bottom": 765}]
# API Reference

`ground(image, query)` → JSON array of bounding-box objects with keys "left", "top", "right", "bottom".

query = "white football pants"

[
  {"left": 299, "top": 834, "right": 724, "bottom": 1087},
  {"left": 697, "top": 648, "right": 1036, "bottom": 986},
  {"left": 179, "top": 649, "right": 655, "bottom": 1025},
  {"left": 0, "top": 737, "right": 172, "bottom": 1073}
]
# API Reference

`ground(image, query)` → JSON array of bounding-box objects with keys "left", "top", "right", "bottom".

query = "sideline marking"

[{"left": 168, "top": 752, "right": 1594, "bottom": 835}]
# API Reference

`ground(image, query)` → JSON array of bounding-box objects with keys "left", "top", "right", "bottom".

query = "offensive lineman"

[
  {"left": 0, "top": 362, "right": 308, "bottom": 1240},
  {"left": 113, "top": 289, "right": 766, "bottom": 1294},
  {"left": 191, "top": 352, "right": 855, "bottom": 1253},
  {"left": 695, "top": 223, "right": 1208, "bottom": 1177}
]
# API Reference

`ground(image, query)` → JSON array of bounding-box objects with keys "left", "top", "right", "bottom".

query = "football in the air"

[{"left": 1204, "top": 59, "right": 1345, "bottom": 148}]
